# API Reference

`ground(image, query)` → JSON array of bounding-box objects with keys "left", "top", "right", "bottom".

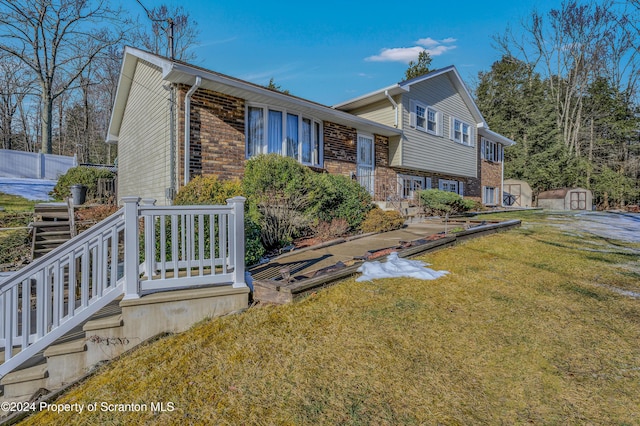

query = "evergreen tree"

[
  {"left": 404, "top": 50, "right": 432, "bottom": 81},
  {"left": 475, "top": 56, "right": 563, "bottom": 194}
]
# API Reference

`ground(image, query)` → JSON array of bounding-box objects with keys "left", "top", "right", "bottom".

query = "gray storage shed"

[{"left": 537, "top": 187, "right": 593, "bottom": 210}]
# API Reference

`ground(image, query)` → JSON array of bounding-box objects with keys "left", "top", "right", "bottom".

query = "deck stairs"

[
  {"left": 31, "top": 201, "right": 75, "bottom": 260},
  {"left": 0, "top": 197, "right": 249, "bottom": 413}
]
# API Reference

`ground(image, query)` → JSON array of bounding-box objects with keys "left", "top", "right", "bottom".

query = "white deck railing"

[{"left": 0, "top": 197, "right": 246, "bottom": 378}]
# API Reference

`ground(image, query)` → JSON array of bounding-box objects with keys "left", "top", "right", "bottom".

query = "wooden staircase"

[{"left": 31, "top": 201, "right": 75, "bottom": 260}]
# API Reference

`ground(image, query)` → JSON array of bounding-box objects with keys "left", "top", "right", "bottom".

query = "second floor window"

[
  {"left": 481, "top": 137, "right": 504, "bottom": 162},
  {"left": 411, "top": 101, "right": 441, "bottom": 136},
  {"left": 247, "top": 105, "right": 322, "bottom": 167},
  {"left": 451, "top": 118, "right": 473, "bottom": 146}
]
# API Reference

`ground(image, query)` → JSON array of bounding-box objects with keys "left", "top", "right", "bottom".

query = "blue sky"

[{"left": 126, "top": 0, "right": 565, "bottom": 106}]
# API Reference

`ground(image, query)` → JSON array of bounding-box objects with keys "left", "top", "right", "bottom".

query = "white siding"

[
  {"left": 401, "top": 74, "right": 477, "bottom": 178},
  {"left": 118, "top": 60, "right": 172, "bottom": 205}
]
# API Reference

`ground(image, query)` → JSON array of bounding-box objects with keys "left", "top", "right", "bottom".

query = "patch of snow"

[
  {"left": 0, "top": 177, "right": 56, "bottom": 201},
  {"left": 356, "top": 252, "right": 448, "bottom": 282}
]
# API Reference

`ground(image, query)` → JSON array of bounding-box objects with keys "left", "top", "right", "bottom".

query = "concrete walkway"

[{"left": 248, "top": 219, "right": 449, "bottom": 281}]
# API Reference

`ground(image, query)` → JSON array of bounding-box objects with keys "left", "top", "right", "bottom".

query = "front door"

[{"left": 357, "top": 134, "right": 374, "bottom": 196}]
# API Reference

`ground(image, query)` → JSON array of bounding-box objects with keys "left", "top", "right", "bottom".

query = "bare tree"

[
  {"left": 494, "top": 0, "right": 639, "bottom": 157},
  {"left": 133, "top": 4, "right": 200, "bottom": 61},
  {"left": 0, "top": 0, "right": 128, "bottom": 154},
  {"left": 0, "top": 55, "right": 35, "bottom": 150}
]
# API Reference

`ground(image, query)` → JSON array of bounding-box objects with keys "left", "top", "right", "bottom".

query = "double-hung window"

[
  {"left": 247, "top": 104, "right": 322, "bottom": 167},
  {"left": 451, "top": 118, "right": 473, "bottom": 146},
  {"left": 411, "top": 101, "right": 441, "bottom": 136}
]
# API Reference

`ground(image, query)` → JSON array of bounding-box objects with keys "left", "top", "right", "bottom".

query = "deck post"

[
  {"left": 227, "top": 197, "right": 246, "bottom": 288},
  {"left": 122, "top": 196, "right": 141, "bottom": 299}
]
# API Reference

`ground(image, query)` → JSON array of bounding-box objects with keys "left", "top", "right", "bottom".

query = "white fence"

[
  {"left": 0, "top": 149, "right": 77, "bottom": 179},
  {"left": 0, "top": 197, "right": 246, "bottom": 378}
]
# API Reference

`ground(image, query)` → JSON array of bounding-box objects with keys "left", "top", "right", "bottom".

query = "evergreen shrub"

[
  {"left": 51, "top": 166, "right": 114, "bottom": 201},
  {"left": 360, "top": 207, "right": 405, "bottom": 233},
  {"left": 419, "top": 189, "right": 476, "bottom": 216}
]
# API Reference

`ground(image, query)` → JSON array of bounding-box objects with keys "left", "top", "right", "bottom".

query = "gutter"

[
  {"left": 384, "top": 90, "right": 399, "bottom": 128},
  {"left": 184, "top": 76, "right": 202, "bottom": 186}
]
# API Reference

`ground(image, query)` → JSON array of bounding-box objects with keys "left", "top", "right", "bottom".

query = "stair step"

[
  {"left": 31, "top": 221, "right": 71, "bottom": 228},
  {"left": 36, "top": 212, "right": 70, "bottom": 220},
  {"left": 44, "top": 338, "right": 87, "bottom": 358},
  {"left": 83, "top": 314, "right": 123, "bottom": 332},
  {"left": 0, "top": 363, "right": 48, "bottom": 386},
  {"left": 34, "top": 238, "right": 71, "bottom": 246},
  {"left": 36, "top": 230, "right": 72, "bottom": 237}
]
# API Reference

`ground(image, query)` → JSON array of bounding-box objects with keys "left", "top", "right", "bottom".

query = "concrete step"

[{"left": 1, "top": 363, "right": 48, "bottom": 400}]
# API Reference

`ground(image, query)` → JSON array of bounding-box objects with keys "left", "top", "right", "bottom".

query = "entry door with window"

[{"left": 357, "top": 134, "right": 375, "bottom": 195}]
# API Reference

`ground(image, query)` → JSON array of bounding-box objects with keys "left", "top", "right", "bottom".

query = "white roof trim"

[
  {"left": 478, "top": 126, "right": 516, "bottom": 146},
  {"left": 107, "top": 47, "right": 402, "bottom": 142}
]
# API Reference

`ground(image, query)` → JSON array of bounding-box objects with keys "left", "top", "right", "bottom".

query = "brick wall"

[
  {"left": 177, "top": 85, "right": 246, "bottom": 190},
  {"left": 481, "top": 160, "right": 502, "bottom": 189}
]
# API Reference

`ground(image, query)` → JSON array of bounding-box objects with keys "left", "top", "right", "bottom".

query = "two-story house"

[
  {"left": 333, "top": 66, "right": 515, "bottom": 207},
  {"left": 107, "top": 47, "right": 514, "bottom": 208}
]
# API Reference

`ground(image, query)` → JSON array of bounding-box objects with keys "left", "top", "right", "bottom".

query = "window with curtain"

[
  {"left": 247, "top": 106, "right": 264, "bottom": 157},
  {"left": 286, "top": 113, "right": 299, "bottom": 159},
  {"left": 267, "top": 110, "right": 283, "bottom": 154},
  {"left": 246, "top": 104, "right": 323, "bottom": 167}
]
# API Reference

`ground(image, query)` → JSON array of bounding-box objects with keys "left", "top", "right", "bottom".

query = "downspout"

[
  {"left": 184, "top": 76, "right": 201, "bottom": 186},
  {"left": 501, "top": 151, "right": 505, "bottom": 207},
  {"left": 384, "top": 90, "right": 398, "bottom": 128}
]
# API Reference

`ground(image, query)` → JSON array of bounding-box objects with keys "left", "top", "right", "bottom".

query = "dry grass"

[{"left": 21, "top": 213, "right": 640, "bottom": 425}]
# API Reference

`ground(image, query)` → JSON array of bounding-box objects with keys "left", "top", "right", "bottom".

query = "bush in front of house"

[
  {"left": 360, "top": 207, "right": 405, "bottom": 233},
  {"left": 174, "top": 175, "right": 243, "bottom": 205},
  {"left": 242, "top": 154, "right": 316, "bottom": 250},
  {"left": 308, "top": 173, "right": 372, "bottom": 231},
  {"left": 51, "top": 166, "right": 115, "bottom": 201},
  {"left": 419, "top": 189, "right": 476, "bottom": 216},
  {"left": 174, "top": 175, "right": 265, "bottom": 266}
]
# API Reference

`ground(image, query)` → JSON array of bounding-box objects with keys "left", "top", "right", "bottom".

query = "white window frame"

[
  {"left": 410, "top": 100, "right": 442, "bottom": 136},
  {"left": 481, "top": 137, "right": 503, "bottom": 162},
  {"left": 245, "top": 103, "right": 323, "bottom": 167},
  {"left": 483, "top": 186, "right": 498, "bottom": 205},
  {"left": 450, "top": 117, "right": 474, "bottom": 147},
  {"left": 439, "top": 179, "right": 464, "bottom": 197},
  {"left": 398, "top": 175, "right": 427, "bottom": 200}
]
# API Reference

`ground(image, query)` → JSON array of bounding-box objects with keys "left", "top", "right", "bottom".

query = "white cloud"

[{"left": 365, "top": 37, "right": 457, "bottom": 63}]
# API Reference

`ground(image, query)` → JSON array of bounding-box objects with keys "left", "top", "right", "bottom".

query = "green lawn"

[
  {"left": 0, "top": 192, "right": 37, "bottom": 213},
  {"left": 0, "top": 192, "right": 34, "bottom": 267},
  {"left": 19, "top": 213, "right": 640, "bottom": 425}
]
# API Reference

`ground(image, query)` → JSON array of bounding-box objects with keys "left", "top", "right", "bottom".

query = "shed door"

[
  {"left": 570, "top": 191, "right": 587, "bottom": 210},
  {"left": 357, "top": 134, "right": 374, "bottom": 196},
  {"left": 504, "top": 184, "right": 522, "bottom": 207}
]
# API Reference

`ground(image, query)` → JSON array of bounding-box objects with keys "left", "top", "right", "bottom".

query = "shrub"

[
  {"left": 174, "top": 175, "right": 265, "bottom": 266},
  {"left": 308, "top": 173, "right": 372, "bottom": 231},
  {"left": 311, "top": 218, "right": 350, "bottom": 241},
  {"left": 51, "top": 166, "right": 115, "bottom": 201},
  {"left": 243, "top": 154, "right": 315, "bottom": 249},
  {"left": 75, "top": 205, "right": 120, "bottom": 233},
  {"left": 174, "top": 175, "right": 243, "bottom": 205},
  {"left": 360, "top": 208, "right": 405, "bottom": 233},
  {"left": 419, "top": 189, "right": 475, "bottom": 216}
]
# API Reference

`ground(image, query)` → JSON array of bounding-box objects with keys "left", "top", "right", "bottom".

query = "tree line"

[
  {"left": 475, "top": 0, "right": 640, "bottom": 208},
  {"left": 0, "top": 0, "right": 198, "bottom": 165}
]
